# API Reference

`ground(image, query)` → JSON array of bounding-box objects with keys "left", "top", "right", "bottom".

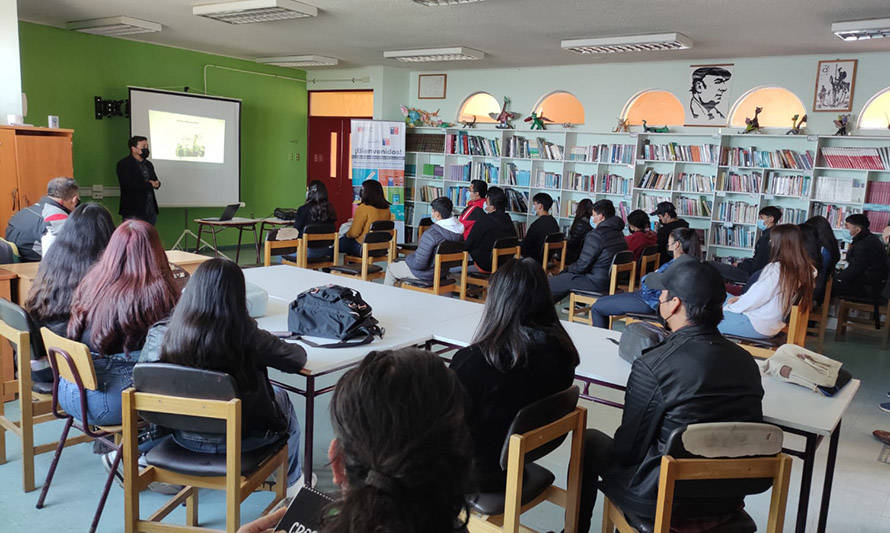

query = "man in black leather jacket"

[
  {"left": 548, "top": 199, "right": 627, "bottom": 302},
  {"left": 576, "top": 261, "right": 764, "bottom": 532},
  {"left": 834, "top": 213, "right": 888, "bottom": 299}
]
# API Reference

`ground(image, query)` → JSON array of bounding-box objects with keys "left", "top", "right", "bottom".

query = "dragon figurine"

[
  {"left": 642, "top": 120, "right": 669, "bottom": 133},
  {"left": 786, "top": 114, "right": 807, "bottom": 135},
  {"left": 489, "top": 96, "right": 521, "bottom": 129},
  {"left": 743, "top": 107, "right": 763, "bottom": 134},
  {"left": 833, "top": 114, "right": 851, "bottom": 136},
  {"left": 613, "top": 118, "right": 630, "bottom": 133},
  {"left": 524, "top": 111, "right": 550, "bottom": 130}
]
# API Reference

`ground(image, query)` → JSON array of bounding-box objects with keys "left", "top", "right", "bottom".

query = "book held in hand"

[{"left": 275, "top": 486, "right": 334, "bottom": 533}]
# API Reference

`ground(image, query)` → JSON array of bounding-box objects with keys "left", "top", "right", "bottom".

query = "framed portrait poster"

[
  {"left": 813, "top": 59, "right": 857, "bottom": 112},
  {"left": 685, "top": 63, "right": 734, "bottom": 126},
  {"left": 418, "top": 74, "right": 447, "bottom": 100}
]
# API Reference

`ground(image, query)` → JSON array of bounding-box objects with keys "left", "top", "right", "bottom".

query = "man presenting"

[{"left": 117, "top": 135, "right": 161, "bottom": 225}]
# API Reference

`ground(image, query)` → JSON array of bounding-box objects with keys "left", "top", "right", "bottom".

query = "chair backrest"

[
  {"left": 40, "top": 327, "right": 98, "bottom": 391},
  {"left": 370, "top": 220, "right": 395, "bottom": 232},
  {"left": 542, "top": 232, "right": 567, "bottom": 272},
  {"left": 132, "top": 363, "right": 238, "bottom": 434},
  {"left": 363, "top": 231, "right": 394, "bottom": 259},
  {"left": 498, "top": 386, "right": 580, "bottom": 469},
  {"left": 0, "top": 298, "right": 45, "bottom": 361},
  {"left": 435, "top": 240, "right": 467, "bottom": 273},
  {"left": 303, "top": 223, "right": 337, "bottom": 244},
  {"left": 263, "top": 231, "right": 301, "bottom": 266},
  {"left": 491, "top": 236, "right": 521, "bottom": 271},
  {"left": 0, "top": 238, "right": 16, "bottom": 264},
  {"left": 638, "top": 245, "right": 660, "bottom": 282},
  {"left": 610, "top": 250, "right": 637, "bottom": 294},
  {"left": 417, "top": 217, "right": 433, "bottom": 238}
]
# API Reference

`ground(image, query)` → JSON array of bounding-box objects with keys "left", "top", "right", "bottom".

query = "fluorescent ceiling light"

[
  {"left": 384, "top": 47, "right": 484, "bottom": 63},
  {"left": 66, "top": 16, "right": 162, "bottom": 36},
  {"left": 562, "top": 33, "right": 692, "bottom": 54},
  {"left": 193, "top": 0, "right": 317, "bottom": 24},
  {"left": 257, "top": 55, "right": 338, "bottom": 67},
  {"left": 832, "top": 17, "right": 890, "bottom": 41},
  {"left": 413, "top": 0, "right": 485, "bottom": 6}
]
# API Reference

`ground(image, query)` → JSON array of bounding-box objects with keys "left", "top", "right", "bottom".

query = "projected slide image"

[{"left": 148, "top": 110, "right": 226, "bottom": 164}]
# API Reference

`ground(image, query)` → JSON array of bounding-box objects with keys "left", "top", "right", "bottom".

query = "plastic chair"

[
  {"left": 400, "top": 240, "right": 468, "bottom": 299},
  {"left": 325, "top": 231, "right": 393, "bottom": 281},
  {"left": 568, "top": 250, "right": 636, "bottom": 327},
  {"left": 298, "top": 223, "right": 339, "bottom": 270}
]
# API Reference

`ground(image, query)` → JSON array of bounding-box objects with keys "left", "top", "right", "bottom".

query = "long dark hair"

[
  {"left": 669, "top": 227, "right": 701, "bottom": 259},
  {"left": 25, "top": 203, "right": 115, "bottom": 324},
  {"left": 306, "top": 180, "right": 337, "bottom": 223},
  {"left": 804, "top": 215, "right": 840, "bottom": 265},
  {"left": 324, "top": 348, "right": 473, "bottom": 533},
  {"left": 769, "top": 224, "right": 815, "bottom": 313},
  {"left": 160, "top": 258, "right": 257, "bottom": 391},
  {"left": 68, "top": 220, "right": 179, "bottom": 354},
  {"left": 360, "top": 179, "right": 391, "bottom": 209},
  {"left": 472, "top": 258, "right": 579, "bottom": 371},
  {"left": 572, "top": 199, "right": 594, "bottom": 227}
]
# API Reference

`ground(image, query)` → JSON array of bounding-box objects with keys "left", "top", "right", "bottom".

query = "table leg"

[
  {"left": 795, "top": 434, "right": 819, "bottom": 533},
  {"left": 817, "top": 421, "right": 841, "bottom": 533},
  {"left": 303, "top": 375, "right": 315, "bottom": 487},
  {"left": 194, "top": 224, "right": 204, "bottom": 254},
  {"left": 235, "top": 227, "right": 243, "bottom": 264},
  {"left": 252, "top": 224, "right": 261, "bottom": 265},
  {"left": 211, "top": 227, "right": 221, "bottom": 258}
]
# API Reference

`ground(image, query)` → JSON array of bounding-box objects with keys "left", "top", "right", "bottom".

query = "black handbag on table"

[{"left": 286, "top": 285, "right": 384, "bottom": 348}]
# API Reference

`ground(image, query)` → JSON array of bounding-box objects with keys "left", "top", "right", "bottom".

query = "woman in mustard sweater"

[{"left": 339, "top": 179, "right": 392, "bottom": 257}]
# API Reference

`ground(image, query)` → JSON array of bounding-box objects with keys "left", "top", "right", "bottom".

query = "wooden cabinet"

[{"left": 0, "top": 126, "right": 74, "bottom": 233}]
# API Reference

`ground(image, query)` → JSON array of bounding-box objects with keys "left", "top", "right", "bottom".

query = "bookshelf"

[{"left": 404, "top": 128, "right": 890, "bottom": 257}]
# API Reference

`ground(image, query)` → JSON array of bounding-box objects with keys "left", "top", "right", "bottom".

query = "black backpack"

[
  {"left": 287, "top": 285, "right": 383, "bottom": 348},
  {"left": 274, "top": 207, "right": 299, "bottom": 220}
]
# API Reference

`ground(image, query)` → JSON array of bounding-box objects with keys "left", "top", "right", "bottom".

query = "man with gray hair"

[{"left": 5, "top": 177, "right": 80, "bottom": 261}]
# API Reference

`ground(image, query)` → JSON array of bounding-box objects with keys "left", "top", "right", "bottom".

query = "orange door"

[
  {"left": 14, "top": 133, "right": 74, "bottom": 209},
  {"left": 0, "top": 129, "right": 18, "bottom": 232}
]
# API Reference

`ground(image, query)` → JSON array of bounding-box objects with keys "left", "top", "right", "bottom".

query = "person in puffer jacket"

[
  {"left": 549, "top": 199, "right": 628, "bottom": 302},
  {"left": 385, "top": 196, "right": 464, "bottom": 286}
]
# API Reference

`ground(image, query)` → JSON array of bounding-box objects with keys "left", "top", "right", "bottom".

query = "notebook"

[{"left": 275, "top": 486, "right": 334, "bottom": 532}]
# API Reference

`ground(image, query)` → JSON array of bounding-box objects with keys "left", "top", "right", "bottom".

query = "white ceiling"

[{"left": 17, "top": 0, "right": 890, "bottom": 70}]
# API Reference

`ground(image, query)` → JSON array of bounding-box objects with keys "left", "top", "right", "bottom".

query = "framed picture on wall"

[
  {"left": 418, "top": 74, "right": 447, "bottom": 100},
  {"left": 685, "top": 63, "right": 734, "bottom": 126},
  {"left": 813, "top": 59, "right": 857, "bottom": 112}
]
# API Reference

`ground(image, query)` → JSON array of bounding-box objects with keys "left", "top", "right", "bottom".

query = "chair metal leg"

[
  {"left": 36, "top": 417, "right": 73, "bottom": 508},
  {"left": 89, "top": 446, "right": 122, "bottom": 533}
]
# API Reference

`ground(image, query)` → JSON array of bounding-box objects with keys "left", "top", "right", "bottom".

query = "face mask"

[
  {"left": 842, "top": 229, "right": 853, "bottom": 243},
  {"left": 756, "top": 219, "right": 767, "bottom": 231},
  {"left": 657, "top": 298, "right": 672, "bottom": 330},
  {"left": 590, "top": 218, "right": 597, "bottom": 229},
  {"left": 140, "top": 148, "right": 150, "bottom": 159}
]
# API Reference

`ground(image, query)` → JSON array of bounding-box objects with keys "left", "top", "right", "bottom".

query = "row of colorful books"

[
  {"left": 504, "top": 135, "right": 565, "bottom": 160},
  {"left": 820, "top": 146, "right": 889, "bottom": 170},
  {"left": 766, "top": 174, "right": 810, "bottom": 196},
  {"left": 565, "top": 172, "right": 593, "bottom": 192},
  {"left": 406, "top": 133, "right": 445, "bottom": 153},
  {"left": 720, "top": 147, "right": 814, "bottom": 170},
  {"left": 565, "top": 143, "right": 635, "bottom": 164},
  {"left": 600, "top": 174, "right": 632, "bottom": 195},
  {"left": 637, "top": 169, "right": 673, "bottom": 190},
  {"left": 633, "top": 194, "right": 671, "bottom": 214},
  {"left": 504, "top": 188, "right": 529, "bottom": 213},
  {"left": 676, "top": 195, "right": 712, "bottom": 218},
  {"left": 445, "top": 132, "right": 501, "bottom": 157},
  {"left": 712, "top": 226, "right": 757, "bottom": 248},
  {"left": 447, "top": 186, "right": 471, "bottom": 208},
  {"left": 639, "top": 142, "right": 720, "bottom": 163},
  {"left": 445, "top": 162, "right": 499, "bottom": 183},
  {"left": 418, "top": 185, "right": 443, "bottom": 202},
  {"left": 811, "top": 202, "right": 862, "bottom": 229},
  {"left": 866, "top": 180, "right": 890, "bottom": 204},
  {"left": 782, "top": 208, "right": 808, "bottom": 225},
  {"left": 866, "top": 210, "right": 890, "bottom": 232},
  {"left": 503, "top": 163, "right": 531, "bottom": 186},
  {"left": 718, "top": 171, "right": 762, "bottom": 193},
  {"left": 813, "top": 176, "right": 866, "bottom": 203},
  {"left": 676, "top": 173, "right": 715, "bottom": 193},
  {"left": 714, "top": 200, "right": 759, "bottom": 224},
  {"left": 532, "top": 170, "right": 562, "bottom": 189}
]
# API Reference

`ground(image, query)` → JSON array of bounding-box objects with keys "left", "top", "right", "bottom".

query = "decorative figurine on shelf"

[
  {"left": 642, "top": 120, "right": 669, "bottom": 133},
  {"left": 400, "top": 105, "right": 453, "bottom": 128},
  {"left": 461, "top": 115, "right": 477, "bottom": 129},
  {"left": 524, "top": 111, "right": 550, "bottom": 130},
  {"left": 613, "top": 117, "right": 630, "bottom": 133},
  {"left": 562, "top": 122, "right": 575, "bottom": 129},
  {"left": 743, "top": 107, "right": 763, "bottom": 134},
  {"left": 786, "top": 113, "right": 808, "bottom": 135},
  {"left": 833, "top": 114, "right": 851, "bottom": 136},
  {"left": 489, "top": 96, "right": 521, "bottom": 129}
]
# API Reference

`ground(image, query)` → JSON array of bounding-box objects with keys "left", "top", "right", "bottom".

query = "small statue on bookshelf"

[
  {"left": 461, "top": 115, "right": 477, "bottom": 129},
  {"left": 642, "top": 120, "right": 669, "bottom": 133},
  {"left": 833, "top": 114, "right": 851, "bottom": 136},
  {"left": 524, "top": 111, "right": 549, "bottom": 130},
  {"left": 400, "top": 105, "right": 452, "bottom": 128},
  {"left": 613, "top": 117, "right": 630, "bottom": 133},
  {"left": 562, "top": 122, "right": 576, "bottom": 129},
  {"left": 489, "top": 96, "right": 521, "bottom": 129},
  {"left": 786, "top": 113, "right": 807, "bottom": 135},
  {"left": 743, "top": 107, "right": 763, "bottom": 134}
]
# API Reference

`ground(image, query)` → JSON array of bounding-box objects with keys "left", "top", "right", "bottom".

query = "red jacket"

[
  {"left": 459, "top": 198, "right": 486, "bottom": 240},
  {"left": 625, "top": 230, "right": 657, "bottom": 261}
]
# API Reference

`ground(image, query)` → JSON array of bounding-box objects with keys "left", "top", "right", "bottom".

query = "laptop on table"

[{"left": 200, "top": 203, "right": 240, "bottom": 222}]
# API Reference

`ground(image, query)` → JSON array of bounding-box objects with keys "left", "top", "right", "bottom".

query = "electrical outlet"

[
  {"left": 294, "top": 153, "right": 300, "bottom": 161},
  {"left": 91, "top": 184, "right": 104, "bottom": 199}
]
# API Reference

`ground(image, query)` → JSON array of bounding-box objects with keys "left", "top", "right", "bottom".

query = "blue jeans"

[
  {"left": 338, "top": 236, "right": 362, "bottom": 257},
  {"left": 590, "top": 292, "right": 655, "bottom": 328},
  {"left": 718, "top": 311, "right": 770, "bottom": 339},
  {"left": 173, "top": 386, "right": 302, "bottom": 486},
  {"left": 57, "top": 353, "right": 138, "bottom": 426}
]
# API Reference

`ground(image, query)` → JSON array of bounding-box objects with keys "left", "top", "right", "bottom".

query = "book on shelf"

[
  {"left": 811, "top": 202, "right": 862, "bottom": 229},
  {"left": 565, "top": 143, "right": 634, "bottom": 164},
  {"left": 633, "top": 194, "right": 671, "bottom": 213},
  {"left": 513, "top": 220, "right": 528, "bottom": 240},
  {"left": 504, "top": 187, "right": 529, "bottom": 213},
  {"left": 866, "top": 210, "right": 890, "bottom": 231},
  {"left": 637, "top": 168, "right": 673, "bottom": 190},
  {"left": 406, "top": 163, "right": 417, "bottom": 176},
  {"left": 639, "top": 141, "right": 719, "bottom": 163},
  {"left": 711, "top": 254, "right": 745, "bottom": 265},
  {"left": 781, "top": 207, "right": 808, "bottom": 225},
  {"left": 718, "top": 171, "right": 762, "bottom": 193},
  {"left": 446, "top": 132, "right": 501, "bottom": 157},
  {"left": 715, "top": 200, "right": 758, "bottom": 224},
  {"left": 565, "top": 171, "right": 592, "bottom": 192},
  {"left": 564, "top": 199, "right": 580, "bottom": 218},
  {"left": 676, "top": 195, "right": 712, "bottom": 218},
  {"left": 712, "top": 225, "right": 756, "bottom": 248},
  {"left": 813, "top": 176, "right": 865, "bottom": 203},
  {"left": 820, "top": 146, "right": 889, "bottom": 170},
  {"left": 505, "top": 135, "right": 564, "bottom": 160},
  {"left": 503, "top": 163, "right": 530, "bottom": 186},
  {"left": 720, "top": 147, "right": 814, "bottom": 170},
  {"left": 419, "top": 185, "right": 443, "bottom": 202},
  {"left": 677, "top": 172, "right": 715, "bottom": 193},
  {"left": 532, "top": 170, "right": 562, "bottom": 189},
  {"left": 765, "top": 173, "right": 810, "bottom": 196},
  {"left": 447, "top": 161, "right": 499, "bottom": 183},
  {"left": 866, "top": 181, "right": 890, "bottom": 204},
  {"left": 600, "top": 173, "right": 632, "bottom": 195},
  {"left": 448, "top": 186, "right": 470, "bottom": 208},
  {"left": 406, "top": 132, "right": 445, "bottom": 153},
  {"left": 421, "top": 163, "right": 444, "bottom": 178},
  {"left": 617, "top": 201, "right": 630, "bottom": 223}
]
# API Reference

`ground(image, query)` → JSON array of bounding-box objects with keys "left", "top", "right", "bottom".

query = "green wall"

[{"left": 17, "top": 22, "right": 307, "bottom": 248}]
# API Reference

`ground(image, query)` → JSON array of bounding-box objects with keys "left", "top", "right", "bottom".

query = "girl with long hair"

[
  {"left": 339, "top": 179, "right": 392, "bottom": 257},
  {"left": 450, "top": 258, "right": 578, "bottom": 490},
  {"left": 24, "top": 203, "right": 115, "bottom": 382},
  {"left": 566, "top": 198, "right": 594, "bottom": 265},
  {"left": 293, "top": 180, "right": 338, "bottom": 260},
  {"left": 720, "top": 224, "right": 815, "bottom": 338},
  {"left": 153, "top": 258, "right": 307, "bottom": 492},
  {"left": 323, "top": 348, "right": 473, "bottom": 533},
  {"left": 59, "top": 219, "right": 180, "bottom": 426},
  {"left": 804, "top": 215, "right": 841, "bottom": 303}
]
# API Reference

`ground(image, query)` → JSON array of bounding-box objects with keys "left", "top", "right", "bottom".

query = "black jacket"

[
  {"left": 116, "top": 155, "right": 159, "bottom": 219},
  {"left": 604, "top": 324, "right": 763, "bottom": 514},
  {"left": 292, "top": 203, "right": 337, "bottom": 236},
  {"left": 655, "top": 218, "right": 689, "bottom": 265},
  {"left": 5, "top": 198, "right": 46, "bottom": 262},
  {"left": 738, "top": 227, "right": 771, "bottom": 274},
  {"left": 835, "top": 230, "right": 888, "bottom": 294},
  {"left": 566, "top": 217, "right": 592, "bottom": 265},
  {"left": 567, "top": 215, "right": 627, "bottom": 290},
  {"left": 521, "top": 214, "right": 560, "bottom": 264},
  {"left": 450, "top": 328, "right": 577, "bottom": 489},
  {"left": 465, "top": 210, "right": 516, "bottom": 272}
]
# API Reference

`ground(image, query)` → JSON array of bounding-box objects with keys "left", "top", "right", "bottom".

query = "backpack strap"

[{"left": 292, "top": 324, "right": 385, "bottom": 349}]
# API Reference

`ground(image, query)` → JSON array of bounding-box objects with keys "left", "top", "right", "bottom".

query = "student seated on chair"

[
  {"left": 719, "top": 224, "right": 815, "bottom": 339},
  {"left": 576, "top": 260, "right": 764, "bottom": 532},
  {"left": 589, "top": 227, "right": 700, "bottom": 329},
  {"left": 339, "top": 179, "right": 391, "bottom": 258},
  {"left": 323, "top": 348, "right": 473, "bottom": 533},
  {"left": 833, "top": 213, "right": 889, "bottom": 299},
  {"left": 61, "top": 220, "right": 180, "bottom": 427},
  {"left": 548, "top": 199, "right": 627, "bottom": 302},
  {"left": 5, "top": 177, "right": 81, "bottom": 262},
  {"left": 24, "top": 203, "right": 115, "bottom": 383},
  {"left": 710, "top": 205, "right": 781, "bottom": 283},
  {"left": 624, "top": 209, "right": 657, "bottom": 261},
  {"left": 293, "top": 179, "right": 338, "bottom": 260},
  {"left": 565, "top": 198, "right": 593, "bottom": 266},
  {"left": 384, "top": 196, "right": 463, "bottom": 287},
  {"left": 804, "top": 215, "right": 840, "bottom": 305},
  {"left": 650, "top": 201, "right": 689, "bottom": 266},
  {"left": 450, "top": 258, "right": 578, "bottom": 491},
  {"left": 458, "top": 179, "right": 488, "bottom": 239},
  {"left": 143, "top": 258, "right": 308, "bottom": 494},
  {"left": 464, "top": 186, "right": 516, "bottom": 273},
  {"left": 520, "top": 192, "right": 560, "bottom": 264}
]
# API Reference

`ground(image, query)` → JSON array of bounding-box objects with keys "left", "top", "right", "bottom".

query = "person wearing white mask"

[
  {"left": 709, "top": 205, "right": 782, "bottom": 283},
  {"left": 463, "top": 187, "right": 516, "bottom": 273},
  {"left": 384, "top": 196, "right": 464, "bottom": 286},
  {"left": 833, "top": 213, "right": 887, "bottom": 299}
]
